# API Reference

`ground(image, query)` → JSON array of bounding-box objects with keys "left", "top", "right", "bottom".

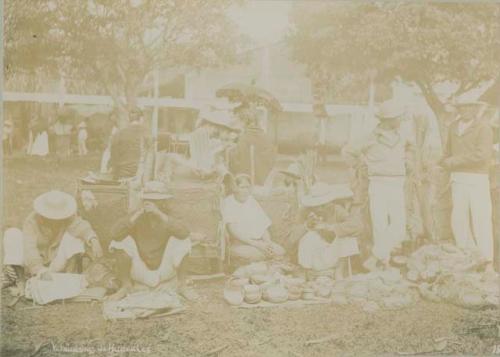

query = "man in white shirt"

[
  {"left": 221, "top": 174, "right": 285, "bottom": 263},
  {"left": 441, "top": 99, "right": 495, "bottom": 273}
]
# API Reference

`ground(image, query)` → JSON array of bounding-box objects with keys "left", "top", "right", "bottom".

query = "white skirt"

[
  {"left": 298, "top": 231, "right": 359, "bottom": 271},
  {"left": 30, "top": 131, "right": 49, "bottom": 156}
]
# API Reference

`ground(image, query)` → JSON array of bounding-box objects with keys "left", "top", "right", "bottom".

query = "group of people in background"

[{"left": 3, "top": 112, "right": 90, "bottom": 158}]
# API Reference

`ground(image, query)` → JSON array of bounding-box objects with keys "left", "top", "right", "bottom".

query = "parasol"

[{"left": 216, "top": 83, "right": 283, "bottom": 112}]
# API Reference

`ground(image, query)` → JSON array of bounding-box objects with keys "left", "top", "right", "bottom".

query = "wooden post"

[
  {"left": 152, "top": 68, "right": 160, "bottom": 179},
  {"left": 250, "top": 145, "right": 255, "bottom": 186}
]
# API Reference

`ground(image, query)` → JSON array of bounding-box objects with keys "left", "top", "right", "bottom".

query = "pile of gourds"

[
  {"left": 407, "top": 244, "right": 498, "bottom": 308},
  {"left": 406, "top": 243, "right": 484, "bottom": 282},
  {"left": 329, "top": 270, "right": 419, "bottom": 312},
  {"left": 224, "top": 262, "right": 313, "bottom": 306}
]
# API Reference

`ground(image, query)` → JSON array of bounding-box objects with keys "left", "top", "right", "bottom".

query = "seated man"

[
  {"left": 107, "top": 192, "right": 199, "bottom": 301},
  {"left": 156, "top": 110, "right": 239, "bottom": 181},
  {"left": 297, "top": 183, "right": 363, "bottom": 280},
  {"left": 221, "top": 174, "right": 285, "bottom": 264},
  {"left": 2, "top": 190, "right": 103, "bottom": 289},
  {"left": 109, "top": 108, "right": 149, "bottom": 180}
]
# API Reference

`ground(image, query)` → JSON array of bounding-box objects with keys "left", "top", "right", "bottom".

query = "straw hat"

[
  {"left": 375, "top": 101, "right": 406, "bottom": 120},
  {"left": 301, "top": 183, "right": 353, "bottom": 207},
  {"left": 279, "top": 162, "right": 302, "bottom": 180},
  {"left": 451, "top": 95, "right": 487, "bottom": 108},
  {"left": 33, "top": 190, "right": 77, "bottom": 220},
  {"left": 199, "top": 109, "right": 240, "bottom": 131}
]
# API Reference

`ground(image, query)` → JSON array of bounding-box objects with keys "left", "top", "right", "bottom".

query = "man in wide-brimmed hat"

[
  {"left": 440, "top": 98, "right": 495, "bottom": 273},
  {"left": 107, "top": 186, "right": 203, "bottom": 301},
  {"left": 156, "top": 108, "right": 239, "bottom": 182},
  {"left": 343, "top": 100, "right": 415, "bottom": 271},
  {"left": 3, "top": 190, "right": 103, "bottom": 286},
  {"left": 296, "top": 183, "right": 363, "bottom": 280}
]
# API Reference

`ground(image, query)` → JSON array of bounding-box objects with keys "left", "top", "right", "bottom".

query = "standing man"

[
  {"left": 109, "top": 108, "right": 148, "bottom": 180},
  {"left": 229, "top": 104, "right": 276, "bottom": 186},
  {"left": 3, "top": 119, "right": 14, "bottom": 156},
  {"left": 440, "top": 99, "right": 495, "bottom": 273},
  {"left": 77, "top": 121, "right": 88, "bottom": 156},
  {"left": 344, "top": 100, "right": 415, "bottom": 271}
]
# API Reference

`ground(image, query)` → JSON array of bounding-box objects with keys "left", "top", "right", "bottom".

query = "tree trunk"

[
  {"left": 413, "top": 80, "right": 454, "bottom": 241},
  {"left": 414, "top": 80, "right": 449, "bottom": 146}
]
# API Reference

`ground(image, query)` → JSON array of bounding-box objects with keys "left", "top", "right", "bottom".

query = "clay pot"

[
  {"left": 302, "top": 287, "right": 315, "bottom": 300},
  {"left": 315, "top": 276, "right": 333, "bottom": 287},
  {"left": 287, "top": 285, "right": 303, "bottom": 301},
  {"left": 262, "top": 285, "right": 288, "bottom": 303},
  {"left": 229, "top": 278, "right": 250, "bottom": 288},
  {"left": 224, "top": 288, "right": 244, "bottom": 306},
  {"left": 250, "top": 274, "right": 275, "bottom": 285},
  {"left": 243, "top": 284, "right": 262, "bottom": 304},
  {"left": 315, "top": 284, "right": 331, "bottom": 298}
]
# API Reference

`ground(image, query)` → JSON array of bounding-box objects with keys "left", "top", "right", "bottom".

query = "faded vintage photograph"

[{"left": 1, "top": 1, "right": 500, "bottom": 356}]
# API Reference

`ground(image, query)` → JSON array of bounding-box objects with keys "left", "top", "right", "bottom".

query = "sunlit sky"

[{"left": 228, "top": 1, "right": 293, "bottom": 47}]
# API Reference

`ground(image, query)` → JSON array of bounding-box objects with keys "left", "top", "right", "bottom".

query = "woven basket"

[{"left": 166, "top": 182, "right": 223, "bottom": 274}]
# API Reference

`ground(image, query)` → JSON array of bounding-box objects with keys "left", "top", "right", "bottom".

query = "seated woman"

[
  {"left": 156, "top": 110, "right": 239, "bottom": 182},
  {"left": 297, "top": 183, "right": 363, "bottom": 280},
  {"left": 221, "top": 174, "right": 285, "bottom": 264}
]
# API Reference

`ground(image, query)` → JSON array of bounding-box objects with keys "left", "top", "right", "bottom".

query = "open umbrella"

[{"left": 216, "top": 83, "right": 283, "bottom": 112}]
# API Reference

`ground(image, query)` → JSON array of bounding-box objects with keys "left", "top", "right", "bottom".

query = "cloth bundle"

[
  {"left": 102, "top": 290, "right": 183, "bottom": 320},
  {"left": 25, "top": 273, "right": 88, "bottom": 305}
]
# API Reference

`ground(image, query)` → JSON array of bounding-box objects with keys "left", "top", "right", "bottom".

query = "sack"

[{"left": 102, "top": 291, "right": 182, "bottom": 320}]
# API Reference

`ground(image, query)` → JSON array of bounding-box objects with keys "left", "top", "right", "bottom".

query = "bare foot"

[
  {"left": 106, "top": 286, "right": 130, "bottom": 301},
  {"left": 335, "top": 268, "right": 345, "bottom": 281},
  {"left": 484, "top": 263, "right": 497, "bottom": 276},
  {"left": 362, "top": 256, "right": 379, "bottom": 272},
  {"left": 178, "top": 286, "right": 199, "bottom": 302}
]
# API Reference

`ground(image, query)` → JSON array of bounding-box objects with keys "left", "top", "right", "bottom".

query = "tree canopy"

[
  {"left": 288, "top": 2, "right": 500, "bottom": 123},
  {"left": 5, "top": 0, "right": 247, "bottom": 121}
]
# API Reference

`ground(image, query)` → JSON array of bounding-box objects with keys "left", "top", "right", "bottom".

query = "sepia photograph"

[{"left": 1, "top": 0, "right": 499, "bottom": 356}]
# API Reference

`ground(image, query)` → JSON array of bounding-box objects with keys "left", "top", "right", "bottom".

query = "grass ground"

[{"left": 1, "top": 154, "right": 499, "bottom": 356}]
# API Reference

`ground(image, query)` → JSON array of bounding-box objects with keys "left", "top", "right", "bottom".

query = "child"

[{"left": 77, "top": 121, "right": 88, "bottom": 156}]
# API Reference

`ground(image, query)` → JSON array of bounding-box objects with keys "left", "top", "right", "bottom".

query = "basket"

[{"left": 166, "top": 182, "right": 223, "bottom": 274}]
